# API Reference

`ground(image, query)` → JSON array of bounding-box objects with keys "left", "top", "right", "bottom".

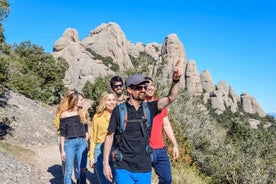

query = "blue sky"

[{"left": 4, "top": 0, "right": 276, "bottom": 113}]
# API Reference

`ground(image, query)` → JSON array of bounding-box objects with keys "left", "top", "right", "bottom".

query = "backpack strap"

[
  {"left": 118, "top": 103, "right": 127, "bottom": 133},
  {"left": 118, "top": 101, "right": 152, "bottom": 133},
  {"left": 142, "top": 102, "right": 151, "bottom": 130}
]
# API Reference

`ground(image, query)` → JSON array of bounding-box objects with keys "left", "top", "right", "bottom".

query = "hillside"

[
  {"left": 1, "top": 1, "right": 275, "bottom": 182},
  {"left": 0, "top": 90, "right": 102, "bottom": 183},
  {"left": 0, "top": 21, "right": 275, "bottom": 184},
  {"left": 0, "top": 90, "right": 58, "bottom": 183}
]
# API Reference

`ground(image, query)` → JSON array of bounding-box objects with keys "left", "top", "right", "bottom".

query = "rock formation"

[
  {"left": 52, "top": 22, "right": 266, "bottom": 117},
  {"left": 185, "top": 60, "right": 202, "bottom": 96},
  {"left": 241, "top": 93, "right": 265, "bottom": 117}
]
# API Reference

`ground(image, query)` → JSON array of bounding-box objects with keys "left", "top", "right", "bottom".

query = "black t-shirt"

[
  {"left": 60, "top": 115, "right": 88, "bottom": 139},
  {"left": 108, "top": 100, "right": 159, "bottom": 172}
]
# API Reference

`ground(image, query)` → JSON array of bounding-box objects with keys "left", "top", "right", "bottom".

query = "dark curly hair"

[{"left": 110, "top": 75, "right": 123, "bottom": 88}]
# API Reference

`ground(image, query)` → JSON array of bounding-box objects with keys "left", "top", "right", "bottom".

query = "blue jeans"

[
  {"left": 151, "top": 147, "right": 172, "bottom": 184},
  {"left": 94, "top": 143, "right": 115, "bottom": 184},
  {"left": 64, "top": 137, "right": 87, "bottom": 184},
  {"left": 58, "top": 135, "right": 79, "bottom": 178},
  {"left": 116, "top": 169, "right": 151, "bottom": 184}
]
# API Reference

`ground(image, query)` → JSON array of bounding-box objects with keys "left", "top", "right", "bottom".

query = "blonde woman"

[
  {"left": 88, "top": 91, "right": 117, "bottom": 184},
  {"left": 57, "top": 90, "right": 89, "bottom": 184}
]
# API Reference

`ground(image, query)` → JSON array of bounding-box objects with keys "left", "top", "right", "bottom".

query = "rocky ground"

[
  {"left": 0, "top": 90, "right": 159, "bottom": 184},
  {"left": 0, "top": 140, "right": 98, "bottom": 184},
  {"left": 0, "top": 90, "right": 98, "bottom": 184}
]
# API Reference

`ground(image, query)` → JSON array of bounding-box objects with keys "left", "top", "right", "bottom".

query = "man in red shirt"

[{"left": 145, "top": 77, "right": 179, "bottom": 184}]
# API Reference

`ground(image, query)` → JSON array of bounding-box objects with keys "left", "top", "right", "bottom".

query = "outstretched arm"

[
  {"left": 103, "top": 132, "right": 114, "bottom": 182},
  {"left": 158, "top": 60, "right": 183, "bottom": 110},
  {"left": 163, "top": 116, "right": 179, "bottom": 159}
]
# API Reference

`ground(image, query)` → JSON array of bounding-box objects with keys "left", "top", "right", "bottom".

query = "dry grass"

[
  {"left": 0, "top": 140, "right": 35, "bottom": 161},
  {"left": 151, "top": 164, "right": 210, "bottom": 184}
]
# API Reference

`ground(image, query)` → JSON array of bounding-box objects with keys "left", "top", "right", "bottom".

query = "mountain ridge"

[{"left": 52, "top": 22, "right": 266, "bottom": 117}]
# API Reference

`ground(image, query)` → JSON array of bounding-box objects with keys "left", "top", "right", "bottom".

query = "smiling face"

[
  {"left": 112, "top": 81, "right": 124, "bottom": 96},
  {"left": 105, "top": 93, "right": 117, "bottom": 113},
  {"left": 145, "top": 80, "right": 155, "bottom": 99},
  {"left": 127, "top": 82, "right": 148, "bottom": 102}
]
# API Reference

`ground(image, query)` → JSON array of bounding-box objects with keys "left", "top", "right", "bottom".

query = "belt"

[{"left": 67, "top": 136, "right": 85, "bottom": 140}]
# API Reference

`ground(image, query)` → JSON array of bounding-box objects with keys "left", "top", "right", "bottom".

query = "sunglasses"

[
  {"left": 69, "top": 89, "right": 78, "bottom": 97},
  {"left": 113, "top": 84, "right": 123, "bottom": 89},
  {"left": 131, "top": 85, "right": 148, "bottom": 91}
]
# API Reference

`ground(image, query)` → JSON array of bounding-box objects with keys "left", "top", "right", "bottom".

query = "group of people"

[{"left": 54, "top": 62, "right": 182, "bottom": 184}]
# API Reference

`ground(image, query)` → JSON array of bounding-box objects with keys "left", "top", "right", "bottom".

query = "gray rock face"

[
  {"left": 52, "top": 22, "right": 187, "bottom": 90},
  {"left": 53, "top": 28, "right": 79, "bottom": 52},
  {"left": 81, "top": 22, "right": 133, "bottom": 70},
  {"left": 185, "top": 60, "right": 203, "bottom": 96},
  {"left": 161, "top": 34, "right": 186, "bottom": 85},
  {"left": 53, "top": 28, "right": 114, "bottom": 90},
  {"left": 241, "top": 93, "right": 265, "bottom": 117},
  {"left": 52, "top": 22, "right": 266, "bottom": 117},
  {"left": 0, "top": 91, "right": 56, "bottom": 146},
  {"left": 213, "top": 81, "right": 238, "bottom": 113},
  {"left": 200, "top": 70, "right": 215, "bottom": 93}
]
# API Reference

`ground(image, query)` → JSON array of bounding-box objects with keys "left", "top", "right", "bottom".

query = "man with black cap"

[{"left": 103, "top": 62, "right": 182, "bottom": 184}]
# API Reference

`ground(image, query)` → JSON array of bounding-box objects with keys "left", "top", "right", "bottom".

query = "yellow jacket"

[
  {"left": 53, "top": 112, "right": 61, "bottom": 134},
  {"left": 88, "top": 110, "right": 111, "bottom": 161}
]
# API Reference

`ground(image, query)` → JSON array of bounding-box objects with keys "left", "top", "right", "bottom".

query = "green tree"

[
  {"left": 6, "top": 41, "right": 68, "bottom": 104},
  {"left": 0, "top": 57, "right": 8, "bottom": 84},
  {"left": 82, "top": 75, "right": 111, "bottom": 117},
  {"left": 0, "top": 0, "right": 9, "bottom": 43}
]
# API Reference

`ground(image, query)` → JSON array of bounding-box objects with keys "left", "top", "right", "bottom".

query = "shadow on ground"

[{"left": 47, "top": 164, "right": 99, "bottom": 184}]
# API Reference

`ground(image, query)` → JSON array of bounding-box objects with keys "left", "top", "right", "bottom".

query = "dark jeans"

[
  {"left": 94, "top": 143, "right": 115, "bottom": 184},
  {"left": 151, "top": 147, "right": 172, "bottom": 184}
]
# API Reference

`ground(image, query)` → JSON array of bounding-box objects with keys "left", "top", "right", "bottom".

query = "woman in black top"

[{"left": 58, "top": 90, "right": 89, "bottom": 184}]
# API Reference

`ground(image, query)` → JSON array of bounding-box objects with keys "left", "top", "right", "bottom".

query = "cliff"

[{"left": 52, "top": 22, "right": 265, "bottom": 117}]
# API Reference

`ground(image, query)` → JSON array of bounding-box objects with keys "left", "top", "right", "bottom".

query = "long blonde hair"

[
  {"left": 96, "top": 91, "right": 117, "bottom": 116},
  {"left": 56, "top": 89, "right": 87, "bottom": 124}
]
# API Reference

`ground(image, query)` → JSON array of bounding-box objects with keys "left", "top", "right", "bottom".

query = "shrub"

[
  {"left": 82, "top": 75, "right": 111, "bottom": 117},
  {"left": 5, "top": 41, "right": 68, "bottom": 104}
]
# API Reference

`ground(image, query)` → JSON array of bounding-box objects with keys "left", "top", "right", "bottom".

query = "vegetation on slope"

[{"left": 1, "top": 1, "right": 275, "bottom": 183}]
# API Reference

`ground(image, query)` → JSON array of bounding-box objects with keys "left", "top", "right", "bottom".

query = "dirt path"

[
  {"left": 31, "top": 144, "right": 158, "bottom": 184},
  {"left": 31, "top": 144, "right": 98, "bottom": 184}
]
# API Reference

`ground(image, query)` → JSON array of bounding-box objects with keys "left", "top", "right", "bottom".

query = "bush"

[
  {"left": 86, "top": 48, "right": 119, "bottom": 72},
  {"left": 5, "top": 41, "right": 68, "bottom": 104},
  {"left": 168, "top": 91, "right": 276, "bottom": 183},
  {"left": 82, "top": 75, "right": 111, "bottom": 117}
]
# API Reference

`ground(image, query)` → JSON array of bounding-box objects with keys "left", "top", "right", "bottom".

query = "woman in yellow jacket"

[{"left": 88, "top": 91, "right": 117, "bottom": 184}]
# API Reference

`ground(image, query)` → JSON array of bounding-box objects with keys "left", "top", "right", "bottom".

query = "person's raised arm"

[
  {"left": 158, "top": 60, "right": 183, "bottom": 110},
  {"left": 103, "top": 132, "right": 114, "bottom": 182}
]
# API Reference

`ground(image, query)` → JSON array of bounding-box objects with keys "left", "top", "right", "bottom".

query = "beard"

[
  {"left": 136, "top": 92, "right": 146, "bottom": 101},
  {"left": 116, "top": 92, "right": 123, "bottom": 96},
  {"left": 115, "top": 90, "right": 123, "bottom": 95}
]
